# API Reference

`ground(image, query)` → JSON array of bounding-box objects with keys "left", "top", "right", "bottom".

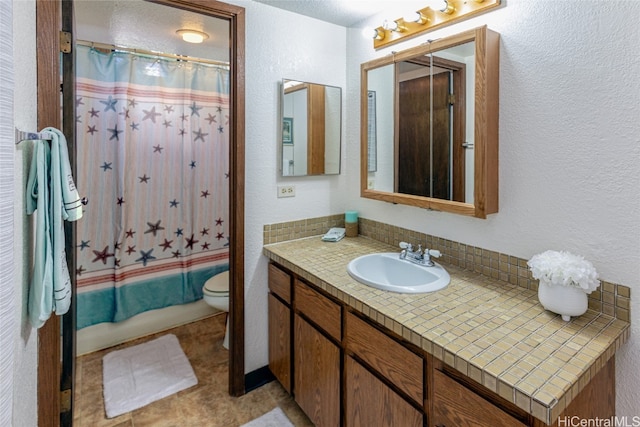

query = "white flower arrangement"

[{"left": 527, "top": 250, "right": 600, "bottom": 294}]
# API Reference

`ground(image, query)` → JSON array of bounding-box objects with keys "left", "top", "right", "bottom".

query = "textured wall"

[
  {"left": 228, "top": 0, "right": 349, "bottom": 373},
  {"left": 11, "top": 1, "right": 39, "bottom": 425},
  {"left": 345, "top": 1, "right": 640, "bottom": 417},
  {"left": 0, "top": 2, "right": 14, "bottom": 425}
]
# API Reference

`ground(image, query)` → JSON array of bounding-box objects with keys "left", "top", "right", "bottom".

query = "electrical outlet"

[{"left": 277, "top": 185, "right": 296, "bottom": 198}]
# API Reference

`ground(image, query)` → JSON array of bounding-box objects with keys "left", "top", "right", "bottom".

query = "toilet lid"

[{"left": 204, "top": 271, "right": 229, "bottom": 293}]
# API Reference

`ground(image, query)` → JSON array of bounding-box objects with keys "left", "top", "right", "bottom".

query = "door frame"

[
  {"left": 36, "top": 2, "right": 63, "bottom": 425},
  {"left": 36, "top": 0, "right": 246, "bottom": 424}
]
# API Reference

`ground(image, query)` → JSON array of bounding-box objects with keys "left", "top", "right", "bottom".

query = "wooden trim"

[
  {"left": 229, "top": 4, "right": 246, "bottom": 398},
  {"left": 360, "top": 64, "right": 369, "bottom": 197},
  {"left": 147, "top": 0, "right": 246, "bottom": 397},
  {"left": 60, "top": 1, "right": 77, "bottom": 425},
  {"left": 484, "top": 27, "right": 500, "bottom": 215},
  {"left": 306, "top": 84, "right": 325, "bottom": 175},
  {"left": 37, "top": 1, "right": 62, "bottom": 426},
  {"left": 284, "top": 82, "right": 309, "bottom": 94}
]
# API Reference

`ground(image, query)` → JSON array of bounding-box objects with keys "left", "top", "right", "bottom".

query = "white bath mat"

[
  {"left": 102, "top": 334, "right": 197, "bottom": 418},
  {"left": 241, "top": 407, "right": 294, "bottom": 427}
]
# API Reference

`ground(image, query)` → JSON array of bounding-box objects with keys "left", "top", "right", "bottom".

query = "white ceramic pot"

[{"left": 537, "top": 281, "right": 588, "bottom": 321}]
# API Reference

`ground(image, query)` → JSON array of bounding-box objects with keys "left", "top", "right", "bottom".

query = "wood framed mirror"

[
  {"left": 360, "top": 26, "right": 499, "bottom": 218},
  {"left": 280, "top": 79, "right": 342, "bottom": 176}
]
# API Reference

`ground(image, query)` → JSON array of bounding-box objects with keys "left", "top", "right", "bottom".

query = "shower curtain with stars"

[{"left": 74, "top": 45, "right": 229, "bottom": 329}]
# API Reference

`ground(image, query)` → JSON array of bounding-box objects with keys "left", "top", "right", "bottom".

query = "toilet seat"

[{"left": 203, "top": 271, "right": 229, "bottom": 295}]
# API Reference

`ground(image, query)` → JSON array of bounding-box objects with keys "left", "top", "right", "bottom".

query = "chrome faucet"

[{"left": 399, "top": 242, "right": 441, "bottom": 267}]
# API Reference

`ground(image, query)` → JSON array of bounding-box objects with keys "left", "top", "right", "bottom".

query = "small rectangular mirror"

[{"left": 281, "top": 79, "right": 342, "bottom": 176}]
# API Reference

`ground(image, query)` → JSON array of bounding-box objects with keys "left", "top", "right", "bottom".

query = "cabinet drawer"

[
  {"left": 295, "top": 279, "right": 341, "bottom": 341},
  {"left": 433, "top": 369, "right": 527, "bottom": 427},
  {"left": 345, "top": 311, "right": 423, "bottom": 404},
  {"left": 268, "top": 263, "right": 291, "bottom": 304}
]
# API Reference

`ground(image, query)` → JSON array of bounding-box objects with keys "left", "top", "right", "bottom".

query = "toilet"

[{"left": 202, "top": 270, "right": 230, "bottom": 349}]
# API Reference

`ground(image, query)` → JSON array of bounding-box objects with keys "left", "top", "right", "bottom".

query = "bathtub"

[{"left": 76, "top": 299, "right": 219, "bottom": 355}]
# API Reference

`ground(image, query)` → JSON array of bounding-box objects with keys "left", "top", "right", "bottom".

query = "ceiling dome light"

[{"left": 176, "top": 29, "right": 209, "bottom": 44}]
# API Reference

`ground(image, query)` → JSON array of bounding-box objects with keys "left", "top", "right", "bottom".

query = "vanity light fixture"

[
  {"left": 176, "top": 29, "right": 209, "bottom": 44},
  {"left": 371, "top": 0, "right": 501, "bottom": 49}
]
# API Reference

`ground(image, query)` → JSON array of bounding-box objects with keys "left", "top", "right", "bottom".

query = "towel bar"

[
  {"left": 17, "top": 128, "right": 89, "bottom": 207},
  {"left": 15, "top": 128, "right": 55, "bottom": 145}
]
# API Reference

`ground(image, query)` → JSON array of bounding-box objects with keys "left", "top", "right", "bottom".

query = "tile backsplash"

[{"left": 263, "top": 214, "right": 630, "bottom": 322}]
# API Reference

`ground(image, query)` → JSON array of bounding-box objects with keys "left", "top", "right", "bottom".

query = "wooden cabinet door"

[
  {"left": 432, "top": 369, "right": 527, "bottom": 427},
  {"left": 268, "top": 293, "right": 291, "bottom": 393},
  {"left": 294, "top": 314, "right": 340, "bottom": 427},
  {"left": 345, "top": 356, "right": 422, "bottom": 427}
]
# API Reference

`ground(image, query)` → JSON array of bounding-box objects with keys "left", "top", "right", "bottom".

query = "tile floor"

[{"left": 74, "top": 314, "right": 314, "bottom": 427}]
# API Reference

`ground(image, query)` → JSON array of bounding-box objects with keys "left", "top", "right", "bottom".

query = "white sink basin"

[{"left": 347, "top": 252, "right": 450, "bottom": 294}]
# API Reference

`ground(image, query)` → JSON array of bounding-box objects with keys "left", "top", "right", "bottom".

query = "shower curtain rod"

[{"left": 76, "top": 39, "right": 230, "bottom": 69}]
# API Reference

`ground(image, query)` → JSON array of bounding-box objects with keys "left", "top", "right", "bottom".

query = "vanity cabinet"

[{"left": 266, "top": 261, "right": 617, "bottom": 427}]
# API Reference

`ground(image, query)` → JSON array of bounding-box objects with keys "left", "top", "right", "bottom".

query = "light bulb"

[
  {"left": 372, "top": 28, "right": 385, "bottom": 40},
  {"left": 383, "top": 19, "right": 407, "bottom": 32},
  {"left": 404, "top": 11, "right": 428, "bottom": 25},
  {"left": 363, "top": 27, "right": 385, "bottom": 40},
  {"left": 426, "top": 0, "right": 455, "bottom": 14},
  {"left": 382, "top": 19, "right": 399, "bottom": 31}
]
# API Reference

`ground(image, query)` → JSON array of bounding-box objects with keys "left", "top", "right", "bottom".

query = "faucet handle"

[
  {"left": 399, "top": 241, "right": 412, "bottom": 251},
  {"left": 427, "top": 249, "right": 441, "bottom": 258}
]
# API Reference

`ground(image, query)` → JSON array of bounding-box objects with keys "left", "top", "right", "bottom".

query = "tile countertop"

[{"left": 263, "top": 236, "right": 630, "bottom": 425}]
